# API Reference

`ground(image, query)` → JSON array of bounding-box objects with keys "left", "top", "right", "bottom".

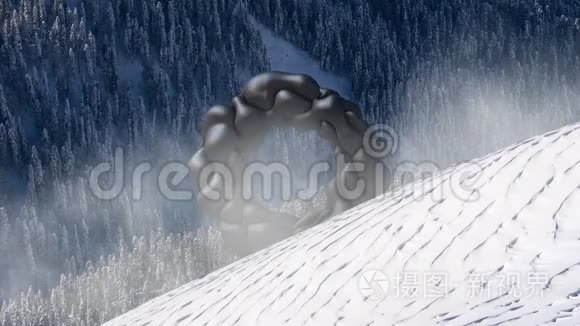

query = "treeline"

[{"left": 0, "top": 0, "right": 268, "bottom": 299}]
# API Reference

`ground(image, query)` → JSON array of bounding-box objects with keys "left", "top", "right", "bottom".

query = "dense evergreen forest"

[
  {"left": 1, "top": 0, "right": 580, "bottom": 324},
  {"left": 251, "top": 0, "right": 580, "bottom": 164},
  {"left": 0, "top": 0, "right": 267, "bottom": 302}
]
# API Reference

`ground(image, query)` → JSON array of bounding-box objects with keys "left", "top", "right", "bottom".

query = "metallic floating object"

[{"left": 190, "top": 72, "right": 382, "bottom": 255}]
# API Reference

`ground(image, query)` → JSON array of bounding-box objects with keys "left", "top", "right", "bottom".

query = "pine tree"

[
  {"left": 0, "top": 207, "right": 8, "bottom": 251},
  {"left": 26, "top": 165, "right": 37, "bottom": 205},
  {"left": 7, "top": 127, "right": 20, "bottom": 167},
  {"left": 21, "top": 220, "right": 37, "bottom": 281},
  {"left": 0, "top": 123, "right": 7, "bottom": 165},
  {"left": 30, "top": 146, "right": 43, "bottom": 188},
  {"left": 39, "top": 129, "right": 51, "bottom": 163},
  {"left": 61, "top": 136, "right": 74, "bottom": 179},
  {"left": 0, "top": 84, "right": 9, "bottom": 124},
  {"left": 60, "top": 225, "right": 69, "bottom": 262},
  {"left": 49, "top": 145, "right": 61, "bottom": 181}
]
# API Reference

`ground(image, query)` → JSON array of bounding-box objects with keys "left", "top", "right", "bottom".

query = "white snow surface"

[{"left": 106, "top": 122, "right": 580, "bottom": 325}]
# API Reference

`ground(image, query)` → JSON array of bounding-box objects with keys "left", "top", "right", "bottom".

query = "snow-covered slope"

[{"left": 105, "top": 122, "right": 580, "bottom": 325}]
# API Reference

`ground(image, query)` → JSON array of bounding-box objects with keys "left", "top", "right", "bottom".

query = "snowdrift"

[{"left": 105, "top": 122, "right": 580, "bottom": 325}]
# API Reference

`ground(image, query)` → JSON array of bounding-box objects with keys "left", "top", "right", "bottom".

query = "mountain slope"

[{"left": 105, "top": 122, "right": 580, "bottom": 325}]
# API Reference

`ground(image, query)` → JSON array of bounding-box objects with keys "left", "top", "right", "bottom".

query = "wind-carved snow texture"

[{"left": 106, "top": 122, "right": 580, "bottom": 325}]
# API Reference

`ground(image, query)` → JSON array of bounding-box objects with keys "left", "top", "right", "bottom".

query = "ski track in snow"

[
  {"left": 252, "top": 19, "right": 353, "bottom": 99},
  {"left": 105, "top": 122, "right": 580, "bottom": 325}
]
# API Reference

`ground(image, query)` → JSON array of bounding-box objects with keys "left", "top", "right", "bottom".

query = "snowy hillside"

[{"left": 105, "top": 122, "right": 580, "bottom": 325}]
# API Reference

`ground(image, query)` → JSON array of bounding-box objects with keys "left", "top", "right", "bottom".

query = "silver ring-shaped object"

[{"left": 189, "top": 72, "right": 382, "bottom": 256}]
